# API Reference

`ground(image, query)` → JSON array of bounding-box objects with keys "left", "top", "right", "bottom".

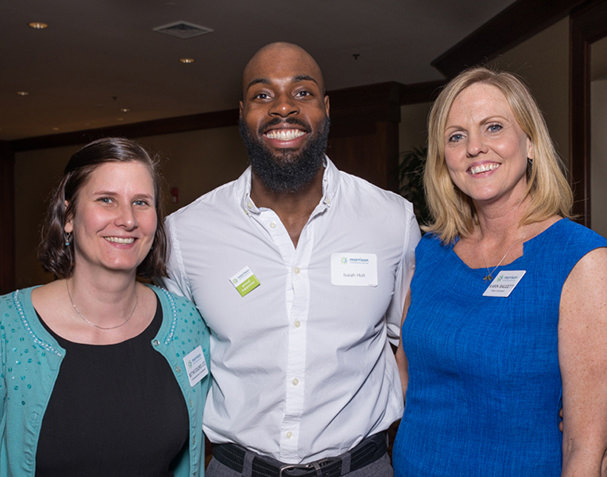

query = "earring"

[{"left": 64, "top": 232, "right": 72, "bottom": 247}]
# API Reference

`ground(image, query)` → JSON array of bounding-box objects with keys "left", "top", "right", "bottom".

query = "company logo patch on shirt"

[
  {"left": 183, "top": 345, "right": 208, "bottom": 387},
  {"left": 483, "top": 270, "right": 526, "bottom": 297},
  {"left": 229, "top": 266, "right": 261, "bottom": 297},
  {"left": 330, "top": 253, "right": 378, "bottom": 286}
]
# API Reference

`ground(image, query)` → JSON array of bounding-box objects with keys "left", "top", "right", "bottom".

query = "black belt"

[{"left": 212, "top": 432, "right": 387, "bottom": 477}]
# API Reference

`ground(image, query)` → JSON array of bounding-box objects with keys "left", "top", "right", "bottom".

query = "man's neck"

[{"left": 250, "top": 167, "right": 324, "bottom": 247}]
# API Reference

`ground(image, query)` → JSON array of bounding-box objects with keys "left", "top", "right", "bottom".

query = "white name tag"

[
  {"left": 183, "top": 345, "right": 208, "bottom": 387},
  {"left": 229, "top": 266, "right": 261, "bottom": 297},
  {"left": 330, "top": 253, "right": 378, "bottom": 286},
  {"left": 483, "top": 270, "right": 526, "bottom": 297}
]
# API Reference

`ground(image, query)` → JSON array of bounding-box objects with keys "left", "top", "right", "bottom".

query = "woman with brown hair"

[{"left": 0, "top": 137, "right": 210, "bottom": 476}]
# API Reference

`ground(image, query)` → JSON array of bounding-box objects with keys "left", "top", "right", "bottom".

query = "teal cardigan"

[{"left": 0, "top": 284, "right": 210, "bottom": 477}]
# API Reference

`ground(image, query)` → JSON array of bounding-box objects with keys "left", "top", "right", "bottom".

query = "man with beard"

[{"left": 162, "top": 42, "right": 420, "bottom": 476}]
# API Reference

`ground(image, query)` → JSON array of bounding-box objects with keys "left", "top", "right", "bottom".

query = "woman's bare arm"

[{"left": 559, "top": 247, "right": 607, "bottom": 476}]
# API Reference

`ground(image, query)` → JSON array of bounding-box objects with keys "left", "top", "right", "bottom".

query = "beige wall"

[
  {"left": 488, "top": 18, "right": 570, "bottom": 166},
  {"left": 14, "top": 126, "right": 247, "bottom": 288},
  {"left": 397, "top": 19, "right": 569, "bottom": 183},
  {"left": 138, "top": 127, "right": 248, "bottom": 216},
  {"left": 399, "top": 102, "right": 432, "bottom": 154}
]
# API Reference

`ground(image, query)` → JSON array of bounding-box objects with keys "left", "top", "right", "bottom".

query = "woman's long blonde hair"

[{"left": 423, "top": 67, "right": 572, "bottom": 243}]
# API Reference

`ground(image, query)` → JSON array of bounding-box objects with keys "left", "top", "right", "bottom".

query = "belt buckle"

[
  {"left": 278, "top": 458, "right": 335, "bottom": 477},
  {"left": 278, "top": 464, "right": 309, "bottom": 477}
]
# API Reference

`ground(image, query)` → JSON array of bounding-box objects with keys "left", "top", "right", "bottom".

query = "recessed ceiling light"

[
  {"left": 28, "top": 21, "right": 48, "bottom": 30},
  {"left": 179, "top": 57, "right": 195, "bottom": 64},
  {"left": 16, "top": 91, "right": 29, "bottom": 96},
  {"left": 120, "top": 107, "right": 130, "bottom": 113}
]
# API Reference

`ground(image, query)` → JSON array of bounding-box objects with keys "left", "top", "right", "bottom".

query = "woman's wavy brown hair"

[{"left": 38, "top": 137, "right": 167, "bottom": 279}]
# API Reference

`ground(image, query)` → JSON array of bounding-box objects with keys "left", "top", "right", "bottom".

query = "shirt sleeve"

[
  {"left": 158, "top": 215, "right": 193, "bottom": 302},
  {"left": 385, "top": 204, "right": 421, "bottom": 346}
]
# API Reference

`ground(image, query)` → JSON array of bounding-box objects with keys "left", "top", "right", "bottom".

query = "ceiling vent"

[{"left": 153, "top": 21, "right": 213, "bottom": 39}]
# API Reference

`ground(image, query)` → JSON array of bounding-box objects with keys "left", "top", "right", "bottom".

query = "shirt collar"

[{"left": 240, "top": 155, "right": 337, "bottom": 215}]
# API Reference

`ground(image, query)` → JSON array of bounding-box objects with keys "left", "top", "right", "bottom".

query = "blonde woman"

[{"left": 392, "top": 68, "right": 607, "bottom": 475}]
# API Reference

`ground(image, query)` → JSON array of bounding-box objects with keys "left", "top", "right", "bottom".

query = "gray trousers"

[{"left": 205, "top": 452, "right": 394, "bottom": 477}]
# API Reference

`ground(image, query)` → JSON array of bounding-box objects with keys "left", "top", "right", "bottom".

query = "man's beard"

[{"left": 239, "top": 116, "right": 330, "bottom": 193}]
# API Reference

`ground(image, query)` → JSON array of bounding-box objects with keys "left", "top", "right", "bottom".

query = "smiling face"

[
  {"left": 443, "top": 82, "right": 533, "bottom": 207},
  {"left": 64, "top": 160, "right": 157, "bottom": 277},
  {"left": 239, "top": 42, "right": 330, "bottom": 192}
]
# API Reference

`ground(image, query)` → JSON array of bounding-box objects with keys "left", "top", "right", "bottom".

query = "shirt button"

[
  {"left": 175, "top": 366, "right": 182, "bottom": 373},
  {"left": 286, "top": 431, "right": 293, "bottom": 439},
  {"left": 292, "top": 378, "right": 299, "bottom": 386},
  {"left": 294, "top": 320, "right": 301, "bottom": 328},
  {"left": 269, "top": 221, "right": 277, "bottom": 229},
  {"left": 152, "top": 340, "right": 160, "bottom": 346},
  {"left": 293, "top": 267, "right": 300, "bottom": 274}
]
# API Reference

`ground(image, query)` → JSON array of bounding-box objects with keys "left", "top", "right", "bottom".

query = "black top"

[{"left": 36, "top": 295, "right": 189, "bottom": 477}]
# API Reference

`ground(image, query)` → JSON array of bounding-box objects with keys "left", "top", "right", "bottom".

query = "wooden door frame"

[{"left": 570, "top": 0, "right": 607, "bottom": 224}]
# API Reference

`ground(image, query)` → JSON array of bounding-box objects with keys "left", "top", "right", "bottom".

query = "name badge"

[
  {"left": 331, "top": 253, "right": 378, "bottom": 286},
  {"left": 183, "top": 345, "right": 208, "bottom": 387},
  {"left": 229, "top": 266, "right": 261, "bottom": 297},
  {"left": 483, "top": 270, "right": 526, "bottom": 297}
]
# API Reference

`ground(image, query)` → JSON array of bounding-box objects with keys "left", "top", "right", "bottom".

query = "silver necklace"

[
  {"left": 66, "top": 279, "right": 138, "bottom": 330},
  {"left": 482, "top": 239, "right": 521, "bottom": 281}
]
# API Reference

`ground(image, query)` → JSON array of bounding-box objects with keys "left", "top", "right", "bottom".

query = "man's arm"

[
  {"left": 386, "top": 209, "right": 420, "bottom": 346},
  {"left": 158, "top": 216, "right": 193, "bottom": 301},
  {"left": 395, "top": 290, "right": 411, "bottom": 401}
]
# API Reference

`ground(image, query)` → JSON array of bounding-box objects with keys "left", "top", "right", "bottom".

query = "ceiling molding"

[{"left": 432, "top": 0, "right": 588, "bottom": 78}]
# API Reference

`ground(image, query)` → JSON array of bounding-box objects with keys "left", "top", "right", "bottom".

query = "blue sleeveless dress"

[{"left": 392, "top": 219, "right": 607, "bottom": 476}]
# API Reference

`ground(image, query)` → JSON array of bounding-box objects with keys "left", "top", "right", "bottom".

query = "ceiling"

[{"left": 0, "top": 0, "right": 517, "bottom": 141}]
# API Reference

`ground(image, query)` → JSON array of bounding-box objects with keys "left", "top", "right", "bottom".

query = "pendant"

[{"left": 483, "top": 274, "right": 493, "bottom": 281}]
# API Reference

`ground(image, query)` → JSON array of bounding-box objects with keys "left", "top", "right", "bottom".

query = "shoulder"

[
  {"left": 148, "top": 285, "right": 206, "bottom": 329},
  {"left": 416, "top": 232, "right": 448, "bottom": 258},
  {"left": 149, "top": 284, "right": 197, "bottom": 312},
  {"left": 0, "top": 290, "right": 18, "bottom": 329},
  {"left": 332, "top": 170, "right": 417, "bottom": 240},
  {"left": 541, "top": 218, "right": 607, "bottom": 259},
  {"left": 0, "top": 286, "right": 60, "bottom": 353},
  {"left": 562, "top": 220, "right": 607, "bottom": 282},
  {"left": 0, "top": 287, "right": 34, "bottom": 319},
  {"left": 166, "top": 173, "right": 246, "bottom": 227},
  {"left": 0, "top": 289, "right": 14, "bottom": 308},
  {"left": 338, "top": 169, "right": 413, "bottom": 210},
  {"left": 560, "top": 218, "right": 607, "bottom": 243}
]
